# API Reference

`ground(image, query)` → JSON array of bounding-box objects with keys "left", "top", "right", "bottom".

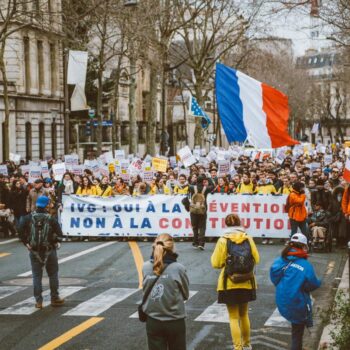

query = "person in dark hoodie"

[
  {"left": 141, "top": 233, "right": 189, "bottom": 350},
  {"left": 270, "top": 233, "right": 321, "bottom": 350},
  {"left": 188, "top": 175, "right": 213, "bottom": 250}
]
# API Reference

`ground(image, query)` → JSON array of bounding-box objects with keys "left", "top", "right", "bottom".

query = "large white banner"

[{"left": 61, "top": 194, "right": 290, "bottom": 238}]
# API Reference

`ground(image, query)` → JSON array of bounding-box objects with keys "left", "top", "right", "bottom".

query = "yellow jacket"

[
  {"left": 174, "top": 184, "right": 189, "bottom": 195},
  {"left": 211, "top": 230, "right": 260, "bottom": 291},
  {"left": 76, "top": 186, "right": 97, "bottom": 196},
  {"left": 278, "top": 186, "right": 292, "bottom": 195},
  {"left": 236, "top": 182, "right": 256, "bottom": 194},
  {"left": 149, "top": 184, "right": 158, "bottom": 195},
  {"left": 96, "top": 185, "right": 113, "bottom": 197},
  {"left": 256, "top": 184, "right": 276, "bottom": 195}
]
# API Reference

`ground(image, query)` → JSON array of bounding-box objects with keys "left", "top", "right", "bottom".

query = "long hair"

[
  {"left": 153, "top": 234, "right": 174, "bottom": 276},
  {"left": 281, "top": 242, "right": 305, "bottom": 259}
]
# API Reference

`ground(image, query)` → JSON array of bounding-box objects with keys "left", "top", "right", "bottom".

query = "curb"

[{"left": 318, "top": 258, "right": 349, "bottom": 350}]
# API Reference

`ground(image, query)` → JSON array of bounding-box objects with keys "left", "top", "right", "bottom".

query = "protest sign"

[
  {"left": 142, "top": 170, "right": 154, "bottom": 182},
  {"left": 206, "top": 151, "right": 216, "bottom": 162},
  {"left": 72, "top": 165, "right": 84, "bottom": 176},
  {"left": 129, "top": 159, "right": 143, "bottom": 176},
  {"left": 275, "top": 149, "right": 286, "bottom": 165},
  {"left": 9, "top": 153, "right": 21, "bottom": 164},
  {"left": 115, "top": 149, "right": 125, "bottom": 160},
  {"left": 52, "top": 163, "right": 66, "bottom": 181},
  {"left": 324, "top": 154, "right": 333, "bottom": 165},
  {"left": 20, "top": 165, "right": 30, "bottom": 175},
  {"left": 61, "top": 194, "right": 290, "bottom": 238},
  {"left": 99, "top": 166, "right": 109, "bottom": 178},
  {"left": 169, "top": 156, "right": 177, "bottom": 168},
  {"left": 218, "top": 160, "right": 230, "bottom": 176},
  {"left": 41, "top": 161, "right": 50, "bottom": 179},
  {"left": 64, "top": 154, "right": 79, "bottom": 170},
  {"left": 29, "top": 166, "right": 42, "bottom": 183},
  {"left": 103, "top": 151, "right": 114, "bottom": 165},
  {"left": 177, "top": 146, "right": 197, "bottom": 168},
  {"left": 0, "top": 165, "right": 8, "bottom": 176},
  {"left": 152, "top": 157, "right": 168, "bottom": 172}
]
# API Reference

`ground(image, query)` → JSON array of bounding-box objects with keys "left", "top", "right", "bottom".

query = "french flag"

[
  {"left": 344, "top": 158, "right": 350, "bottom": 183},
  {"left": 215, "top": 63, "right": 298, "bottom": 148}
]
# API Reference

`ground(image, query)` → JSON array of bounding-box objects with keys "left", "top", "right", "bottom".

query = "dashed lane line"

[
  {"left": 37, "top": 317, "right": 104, "bottom": 350},
  {"left": 18, "top": 241, "right": 118, "bottom": 277},
  {"left": 128, "top": 241, "right": 144, "bottom": 289},
  {"left": 0, "top": 238, "right": 19, "bottom": 245},
  {"left": 0, "top": 252, "right": 11, "bottom": 258}
]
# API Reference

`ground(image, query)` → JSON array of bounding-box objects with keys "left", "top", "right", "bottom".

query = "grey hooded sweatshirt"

[{"left": 142, "top": 256, "right": 189, "bottom": 321}]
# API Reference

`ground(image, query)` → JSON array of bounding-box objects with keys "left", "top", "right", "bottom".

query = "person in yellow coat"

[
  {"left": 211, "top": 214, "right": 260, "bottom": 350},
  {"left": 96, "top": 176, "right": 113, "bottom": 197},
  {"left": 76, "top": 176, "right": 97, "bottom": 196}
]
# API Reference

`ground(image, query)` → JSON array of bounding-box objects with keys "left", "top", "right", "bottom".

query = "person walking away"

[
  {"left": 211, "top": 214, "right": 260, "bottom": 350},
  {"left": 287, "top": 182, "right": 308, "bottom": 239},
  {"left": 189, "top": 175, "right": 213, "bottom": 250},
  {"left": 26, "top": 179, "right": 48, "bottom": 213},
  {"left": 9, "top": 179, "right": 28, "bottom": 230},
  {"left": 142, "top": 234, "right": 189, "bottom": 350},
  {"left": 19, "top": 196, "right": 64, "bottom": 309},
  {"left": 270, "top": 233, "right": 321, "bottom": 350}
]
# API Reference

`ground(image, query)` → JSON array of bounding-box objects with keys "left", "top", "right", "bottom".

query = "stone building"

[{"left": 0, "top": 0, "right": 65, "bottom": 162}]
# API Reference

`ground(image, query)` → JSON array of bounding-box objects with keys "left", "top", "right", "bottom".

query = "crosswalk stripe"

[
  {"left": 194, "top": 301, "right": 229, "bottom": 323},
  {"left": 264, "top": 308, "right": 290, "bottom": 328},
  {"left": 0, "top": 286, "right": 84, "bottom": 315},
  {"left": 0, "top": 238, "right": 19, "bottom": 245},
  {"left": 18, "top": 242, "right": 118, "bottom": 277},
  {"left": 64, "top": 288, "right": 138, "bottom": 317},
  {"left": 129, "top": 290, "right": 198, "bottom": 319},
  {"left": 0, "top": 286, "right": 27, "bottom": 300}
]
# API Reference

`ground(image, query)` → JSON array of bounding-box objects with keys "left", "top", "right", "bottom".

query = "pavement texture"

[{"left": 0, "top": 238, "right": 347, "bottom": 350}]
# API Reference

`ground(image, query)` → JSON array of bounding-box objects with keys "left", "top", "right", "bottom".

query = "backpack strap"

[
  {"left": 194, "top": 185, "right": 198, "bottom": 194},
  {"left": 201, "top": 186, "right": 207, "bottom": 194}
]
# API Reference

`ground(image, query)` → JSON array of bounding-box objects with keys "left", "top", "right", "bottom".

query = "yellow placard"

[{"left": 152, "top": 157, "right": 168, "bottom": 172}]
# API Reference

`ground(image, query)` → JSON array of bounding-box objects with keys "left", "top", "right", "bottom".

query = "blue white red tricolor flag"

[
  {"left": 215, "top": 63, "right": 298, "bottom": 148},
  {"left": 189, "top": 96, "right": 211, "bottom": 130}
]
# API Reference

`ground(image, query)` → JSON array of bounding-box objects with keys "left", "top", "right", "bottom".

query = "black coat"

[{"left": 9, "top": 189, "right": 28, "bottom": 217}]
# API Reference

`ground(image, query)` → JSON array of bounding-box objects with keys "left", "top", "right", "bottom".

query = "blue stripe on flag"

[{"left": 215, "top": 63, "right": 247, "bottom": 142}]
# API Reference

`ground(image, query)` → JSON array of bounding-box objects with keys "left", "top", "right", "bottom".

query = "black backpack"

[
  {"left": 29, "top": 213, "right": 51, "bottom": 251},
  {"left": 224, "top": 238, "right": 255, "bottom": 288}
]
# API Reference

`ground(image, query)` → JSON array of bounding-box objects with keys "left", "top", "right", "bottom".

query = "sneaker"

[
  {"left": 35, "top": 301, "right": 43, "bottom": 309},
  {"left": 268, "top": 239, "right": 274, "bottom": 245},
  {"left": 198, "top": 245, "right": 205, "bottom": 251},
  {"left": 192, "top": 242, "right": 198, "bottom": 249},
  {"left": 51, "top": 297, "right": 65, "bottom": 307},
  {"left": 262, "top": 239, "right": 268, "bottom": 245}
]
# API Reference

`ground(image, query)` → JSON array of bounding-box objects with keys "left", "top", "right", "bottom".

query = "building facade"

[{"left": 0, "top": 0, "right": 65, "bottom": 162}]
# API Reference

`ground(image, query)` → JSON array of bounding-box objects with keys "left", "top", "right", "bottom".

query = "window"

[
  {"left": 39, "top": 122, "right": 45, "bottom": 159},
  {"left": 50, "top": 43, "right": 57, "bottom": 94},
  {"left": 2, "top": 123, "right": 5, "bottom": 162},
  {"left": 23, "top": 37, "right": 31, "bottom": 94},
  {"left": 37, "top": 40, "right": 44, "bottom": 94},
  {"left": 51, "top": 122, "right": 57, "bottom": 159},
  {"left": 25, "top": 122, "right": 32, "bottom": 161}
]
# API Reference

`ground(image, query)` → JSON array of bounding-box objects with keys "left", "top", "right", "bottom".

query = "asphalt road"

[{"left": 0, "top": 238, "right": 346, "bottom": 350}]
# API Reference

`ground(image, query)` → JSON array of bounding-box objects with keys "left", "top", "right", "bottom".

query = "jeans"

[
  {"left": 190, "top": 213, "right": 207, "bottom": 246},
  {"left": 291, "top": 323, "right": 305, "bottom": 350},
  {"left": 29, "top": 249, "right": 59, "bottom": 302},
  {"left": 290, "top": 219, "right": 308, "bottom": 238},
  {"left": 146, "top": 317, "right": 186, "bottom": 350}
]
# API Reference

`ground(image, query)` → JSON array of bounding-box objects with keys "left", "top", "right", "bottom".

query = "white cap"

[{"left": 290, "top": 233, "right": 308, "bottom": 246}]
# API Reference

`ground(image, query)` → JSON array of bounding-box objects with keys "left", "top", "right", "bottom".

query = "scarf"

[
  {"left": 287, "top": 247, "right": 308, "bottom": 259},
  {"left": 63, "top": 180, "right": 74, "bottom": 194}
]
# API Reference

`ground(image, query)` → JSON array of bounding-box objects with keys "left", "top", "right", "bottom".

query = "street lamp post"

[{"left": 64, "top": 49, "right": 70, "bottom": 154}]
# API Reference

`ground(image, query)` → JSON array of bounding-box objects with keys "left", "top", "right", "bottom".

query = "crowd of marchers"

[{"left": 0, "top": 143, "right": 350, "bottom": 247}]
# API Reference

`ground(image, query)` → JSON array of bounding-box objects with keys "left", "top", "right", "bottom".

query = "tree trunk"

[
  {"left": 146, "top": 64, "right": 157, "bottom": 156},
  {"left": 0, "top": 44, "right": 10, "bottom": 161},
  {"left": 112, "top": 68, "right": 121, "bottom": 156},
  {"left": 96, "top": 68, "right": 103, "bottom": 156},
  {"left": 129, "top": 55, "right": 137, "bottom": 155},
  {"left": 194, "top": 84, "right": 204, "bottom": 148}
]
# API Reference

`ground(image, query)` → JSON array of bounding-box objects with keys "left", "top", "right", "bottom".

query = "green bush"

[{"left": 329, "top": 290, "right": 350, "bottom": 350}]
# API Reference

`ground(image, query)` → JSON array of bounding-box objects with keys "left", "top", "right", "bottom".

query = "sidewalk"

[{"left": 318, "top": 258, "right": 349, "bottom": 350}]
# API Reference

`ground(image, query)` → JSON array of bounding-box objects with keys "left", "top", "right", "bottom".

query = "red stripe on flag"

[
  {"left": 261, "top": 83, "right": 298, "bottom": 148},
  {"left": 344, "top": 159, "right": 350, "bottom": 183}
]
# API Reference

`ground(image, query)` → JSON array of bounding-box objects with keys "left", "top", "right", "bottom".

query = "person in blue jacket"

[{"left": 270, "top": 233, "right": 321, "bottom": 350}]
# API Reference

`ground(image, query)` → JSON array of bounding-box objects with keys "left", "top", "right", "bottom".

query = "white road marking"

[
  {"left": 0, "top": 286, "right": 27, "bottom": 300},
  {"left": 0, "top": 286, "right": 84, "bottom": 315},
  {"left": 264, "top": 308, "right": 290, "bottom": 328},
  {"left": 251, "top": 335, "right": 288, "bottom": 347},
  {"left": 195, "top": 301, "right": 229, "bottom": 323},
  {"left": 0, "top": 238, "right": 19, "bottom": 245},
  {"left": 129, "top": 290, "right": 198, "bottom": 319},
  {"left": 18, "top": 242, "right": 117, "bottom": 277},
  {"left": 64, "top": 288, "right": 138, "bottom": 316}
]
